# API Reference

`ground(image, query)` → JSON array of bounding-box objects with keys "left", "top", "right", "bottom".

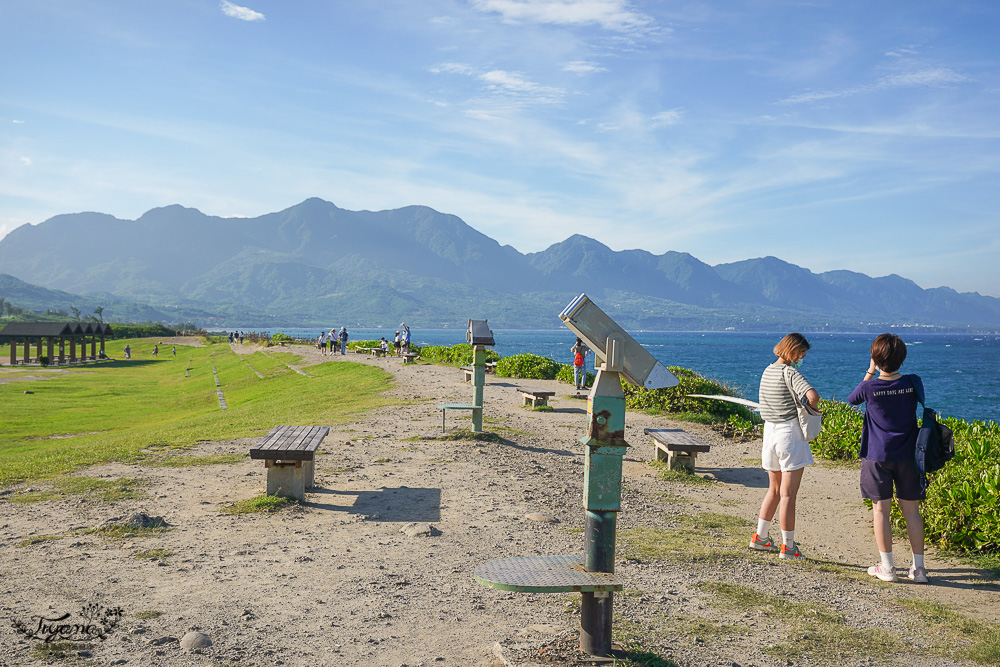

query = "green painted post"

[
  {"left": 472, "top": 344, "right": 486, "bottom": 432},
  {"left": 579, "top": 365, "right": 627, "bottom": 656}
]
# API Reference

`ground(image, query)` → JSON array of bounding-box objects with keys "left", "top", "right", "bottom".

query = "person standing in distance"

[
  {"left": 751, "top": 333, "right": 820, "bottom": 561},
  {"left": 339, "top": 327, "right": 348, "bottom": 355},
  {"left": 848, "top": 333, "right": 928, "bottom": 584},
  {"left": 571, "top": 337, "right": 590, "bottom": 390}
]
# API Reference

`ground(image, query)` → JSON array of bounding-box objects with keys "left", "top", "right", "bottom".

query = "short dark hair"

[
  {"left": 871, "top": 333, "right": 907, "bottom": 372},
  {"left": 773, "top": 333, "right": 810, "bottom": 362}
]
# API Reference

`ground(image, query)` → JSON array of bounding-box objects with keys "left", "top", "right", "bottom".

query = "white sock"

[
  {"left": 781, "top": 530, "right": 794, "bottom": 547},
  {"left": 880, "top": 551, "right": 895, "bottom": 571},
  {"left": 757, "top": 519, "right": 771, "bottom": 539},
  {"left": 913, "top": 553, "right": 925, "bottom": 569}
]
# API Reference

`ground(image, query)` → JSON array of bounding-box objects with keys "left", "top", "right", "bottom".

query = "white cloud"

[
  {"left": 650, "top": 109, "right": 682, "bottom": 127},
  {"left": 12, "top": 119, "right": 25, "bottom": 124},
  {"left": 431, "top": 62, "right": 565, "bottom": 105},
  {"left": 220, "top": 1, "right": 265, "bottom": 22},
  {"left": 471, "top": 0, "right": 652, "bottom": 33},
  {"left": 778, "top": 67, "right": 969, "bottom": 105},
  {"left": 562, "top": 60, "right": 607, "bottom": 74},
  {"left": 20, "top": 156, "right": 32, "bottom": 166}
]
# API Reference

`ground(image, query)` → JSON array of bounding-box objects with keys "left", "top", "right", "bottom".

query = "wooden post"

[
  {"left": 47, "top": 337, "right": 54, "bottom": 363},
  {"left": 90, "top": 336, "right": 96, "bottom": 359},
  {"left": 70, "top": 338, "right": 76, "bottom": 362},
  {"left": 9, "top": 340, "right": 15, "bottom": 365}
]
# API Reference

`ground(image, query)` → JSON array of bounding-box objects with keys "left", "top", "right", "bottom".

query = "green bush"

[
  {"left": 917, "top": 418, "right": 1000, "bottom": 554},
  {"left": 420, "top": 343, "right": 497, "bottom": 366},
  {"left": 622, "top": 366, "right": 756, "bottom": 422},
  {"left": 495, "top": 353, "right": 560, "bottom": 380},
  {"left": 810, "top": 400, "right": 863, "bottom": 461},
  {"left": 269, "top": 333, "right": 294, "bottom": 345}
]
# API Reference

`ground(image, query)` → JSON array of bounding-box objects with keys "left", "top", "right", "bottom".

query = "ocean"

[{"left": 261, "top": 327, "right": 1000, "bottom": 424}]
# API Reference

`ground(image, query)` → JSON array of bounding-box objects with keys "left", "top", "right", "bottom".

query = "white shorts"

[{"left": 762, "top": 420, "right": 814, "bottom": 472}]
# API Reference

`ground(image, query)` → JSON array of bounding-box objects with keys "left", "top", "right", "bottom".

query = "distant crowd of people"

[{"left": 315, "top": 323, "right": 412, "bottom": 357}]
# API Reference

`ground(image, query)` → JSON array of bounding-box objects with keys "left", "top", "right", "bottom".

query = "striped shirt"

[{"left": 758, "top": 363, "right": 813, "bottom": 423}]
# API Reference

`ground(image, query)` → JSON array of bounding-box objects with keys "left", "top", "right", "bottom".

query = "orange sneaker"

[
  {"left": 750, "top": 533, "right": 779, "bottom": 552},
  {"left": 779, "top": 542, "right": 804, "bottom": 560}
]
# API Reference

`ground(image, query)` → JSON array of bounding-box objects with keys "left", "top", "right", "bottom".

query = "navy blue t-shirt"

[{"left": 847, "top": 375, "right": 923, "bottom": 461}]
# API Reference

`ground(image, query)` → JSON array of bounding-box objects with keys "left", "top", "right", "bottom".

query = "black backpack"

[{"left": 908, "top": 376, "right": 955, "bottom": 480}]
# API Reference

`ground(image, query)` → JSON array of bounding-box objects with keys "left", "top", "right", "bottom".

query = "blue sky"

[{"left": 2, "top": 1, "right": 998, "bottom": 296}]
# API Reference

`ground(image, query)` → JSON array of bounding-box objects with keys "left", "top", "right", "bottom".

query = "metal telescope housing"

[
  {"left": 559, "top": 294, "right": 678, "bottom": 390},
  {"left": 466, "top": 319, "right": 496, "bottom": 347}
]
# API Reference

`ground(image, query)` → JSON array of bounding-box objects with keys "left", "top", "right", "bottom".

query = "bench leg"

[
  {"left": 654, "top": 443, "right": 669, "bottom": 463},
  {"left": 304, "top": 459, "right": 315, "bottom": 489},
  {"left": 522, "top": 396, "right": 532, "bottom": 407},
  {"left": 265, "top": 460, "right": 306, "bottom": 501},
  {"left": 667, "top": 451, "right": 697, "bottom": 473}
]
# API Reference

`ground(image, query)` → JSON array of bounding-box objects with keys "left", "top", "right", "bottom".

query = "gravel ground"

[{"left": 1, "top": 342, "right": 997, "bottom": 667}]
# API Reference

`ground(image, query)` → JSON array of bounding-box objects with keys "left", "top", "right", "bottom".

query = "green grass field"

[{"left": 0, "top": 339, "right": 396, "bottom": 486}]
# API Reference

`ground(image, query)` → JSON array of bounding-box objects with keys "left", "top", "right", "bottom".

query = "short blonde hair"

[{"left": 773, "top": 333, "right": 811, "bottom": 362}]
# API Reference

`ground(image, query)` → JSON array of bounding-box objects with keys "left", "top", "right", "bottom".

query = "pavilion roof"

[{"left": 0, "top": 322, "right": 114, "bottom": 340}]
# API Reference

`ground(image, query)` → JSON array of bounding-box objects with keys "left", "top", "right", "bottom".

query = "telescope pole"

[{"left": 579, "top": 365, "right": 626, "bottom": 656}]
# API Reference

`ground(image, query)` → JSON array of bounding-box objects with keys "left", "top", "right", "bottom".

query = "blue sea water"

[{"left": 271, "top": 327, "right": 1000, "bottom": 424}]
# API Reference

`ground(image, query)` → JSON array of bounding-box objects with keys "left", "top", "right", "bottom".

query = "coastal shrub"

[
  {"left": 495, "top": 353, "right": 560, "bottom": 380},
  {"left": 269, "top": 333, "right": 294, "bottom": 345},
  {"left": 810, "top": 400, "right": 863, "bottom": 461},
  {"left": 421, "top": 343, "right": 498, "bottom": 366},
  {"left": 622, "top": 366, "right": 756, "bottom": 422},
  {"left": 917, "top": 418, "right": 1000, "bottom": 555},
  {"left": 110, "top": 323, "right": 176, "bottom": 339}
]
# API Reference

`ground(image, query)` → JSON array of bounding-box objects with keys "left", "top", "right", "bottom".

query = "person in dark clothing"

[{"left": 847, "top": 333, "right": 927, "bottom": 584}]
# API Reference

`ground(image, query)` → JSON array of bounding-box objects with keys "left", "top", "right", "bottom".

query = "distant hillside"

[{"left": 1, "top": 198, "right": 997, "bottom": 331}]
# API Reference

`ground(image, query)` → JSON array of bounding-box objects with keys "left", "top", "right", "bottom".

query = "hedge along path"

[{"left": 0, "top": 338, "right": 397, "bottom": 487}]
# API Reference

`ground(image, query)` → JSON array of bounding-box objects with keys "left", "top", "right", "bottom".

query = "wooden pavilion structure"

[{"left": 0, "top": 322, "right": 114, "bottom": 366}]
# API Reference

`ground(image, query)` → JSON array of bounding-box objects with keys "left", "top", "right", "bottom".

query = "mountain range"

[{"left": 1, "top": 198, "right": 997, "bottom": 331}]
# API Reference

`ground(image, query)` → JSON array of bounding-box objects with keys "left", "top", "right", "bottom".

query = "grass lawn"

[{"left": 0, "top": 339, "right": 396, "bottom": 486}]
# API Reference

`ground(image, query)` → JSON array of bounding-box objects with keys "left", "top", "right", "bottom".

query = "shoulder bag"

[
  {"left": 908, "top": 376, "right": 954, "bottom": 481},
  {"left": 782, "top": 366, "right": 823, "bottom": 441}
]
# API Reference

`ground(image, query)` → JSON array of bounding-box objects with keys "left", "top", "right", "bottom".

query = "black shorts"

[{"left": 860, "top": 458, "right": 925, "bottom": 501}]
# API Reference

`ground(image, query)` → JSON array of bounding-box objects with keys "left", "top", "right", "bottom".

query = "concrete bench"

[
  {"left": 368, "top": 347, "right": 386, "bottom": 357},
  {"left": 518, "top": 388, "right": 555, "bottom": 408},
  {"left": 249, "top": 425, "right": 330, "bottom": 501},
  {"left": 644, "top": 428, "right": 710, "bottom": 473},
  {"left": 437, "top": 403, "right": 482, "bottom": 432},
  {"left": 402, "top": 353, "right": 419, "bottom": 364},
  {"left": 460, "top": 366, "right": 475, "bottom": 383}
]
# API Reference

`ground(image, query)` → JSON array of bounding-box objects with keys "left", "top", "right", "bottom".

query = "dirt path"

[{"left": 1, "top": 342, "right": 997, "bottom": 666}]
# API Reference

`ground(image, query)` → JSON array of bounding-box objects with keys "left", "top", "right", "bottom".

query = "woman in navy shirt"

[{"left": 847, "top": 333, "right": 928, "bottom": 584}]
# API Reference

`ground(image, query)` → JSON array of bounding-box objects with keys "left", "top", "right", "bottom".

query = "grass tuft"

[{"left": 222, "top": 494, "right": 296, "bottom": 515}]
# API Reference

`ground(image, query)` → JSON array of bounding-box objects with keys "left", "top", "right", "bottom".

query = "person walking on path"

[
  {"left": 751, "top": 333, "right": 820, "bottom": 561},
  {"left": 339, "top": 327, "right": 349, "bottom": 355},
  {"left": 123, "top": 344, "right": 131, "bottom": 360},
  {"left": 152, "top": 344, "right": 159, "bottom": 357},
  {"left": 317, "top": 331, "right": 327, "bottom": 355},
  {"left": 394, "top": 331, "right": 402, "bottom": 357},
  {"left": 402, "top": 324, "right": 411, "bottom": 355},
  {"left": 848, "top": 333, "right": 928, "bottom": 584},
  {"left": 571, "top": 337, "right": 590, "bottom": 390}
]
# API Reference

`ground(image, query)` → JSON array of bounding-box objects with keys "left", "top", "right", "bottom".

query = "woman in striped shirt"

[{"left": 750, "top": 333, "right": 821, "bottom": 560}]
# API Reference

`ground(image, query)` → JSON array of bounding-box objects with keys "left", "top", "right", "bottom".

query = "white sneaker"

[
  {"left": 908, "top": 566, "right": 929, "bottom": 584},
  {"left": 867, "top": 563, "right": 899, "bottom": 582}
]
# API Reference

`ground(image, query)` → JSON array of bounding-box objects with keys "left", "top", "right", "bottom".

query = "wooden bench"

[
  {"left": 644, "top": 428, "right": 711, "bottom": 473},
  {"left": 249, "top": 425, "right": 330, "bottom": 501},
  {"left": 402, "top": 352, "right": 419, "bottom": 364},
  {"left": 437, "top": 403, "right": 482, "bottom": 432},
  {"left": 518, "top": 388, "right": 555, "bottom": 408}
]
